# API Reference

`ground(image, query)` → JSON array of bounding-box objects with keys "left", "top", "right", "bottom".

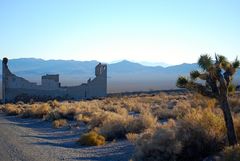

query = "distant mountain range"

[{"left": 0, "top": 58, "right": 239, "bottom": 97}]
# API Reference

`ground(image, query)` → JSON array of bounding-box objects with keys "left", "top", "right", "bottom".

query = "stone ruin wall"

[{"left": 2, "top": 57, "right": 107, "bottom": 103}]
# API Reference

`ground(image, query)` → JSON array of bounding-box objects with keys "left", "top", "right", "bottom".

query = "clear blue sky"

[{"left": 0, "top": 0, "right": 240, "bottom": 65}]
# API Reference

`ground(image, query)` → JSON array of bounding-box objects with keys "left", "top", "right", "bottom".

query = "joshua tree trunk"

[{"left": 219, "top": 95, "right": 237, "bottom": 146}]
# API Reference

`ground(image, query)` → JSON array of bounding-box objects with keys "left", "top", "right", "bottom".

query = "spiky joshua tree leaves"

[{"left": 177, "top": 54, "right": 239, "bottom": 146}]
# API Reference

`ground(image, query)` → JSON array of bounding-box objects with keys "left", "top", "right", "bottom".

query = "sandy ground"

[{"left": 0, "top": 113, "right": 133, "bottom": 161}]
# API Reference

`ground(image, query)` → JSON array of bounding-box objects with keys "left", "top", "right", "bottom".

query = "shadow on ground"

[{"left": 0, "top": 113, "right": 134, "bottom": 161}]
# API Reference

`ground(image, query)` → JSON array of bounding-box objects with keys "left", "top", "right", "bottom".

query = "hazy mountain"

[
  {"left": 139, "top": 61, "right": 171, "bottom": 67},
  {"left": 109, "top": 60, "right": 164, "bottom": 73},
  {"left": 0, "top": 58, "right": 239, "bottom": 98}
]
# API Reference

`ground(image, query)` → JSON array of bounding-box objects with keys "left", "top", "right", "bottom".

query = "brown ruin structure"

[{"left": 2, "top": 57, "right": 107, "bottom": 103}]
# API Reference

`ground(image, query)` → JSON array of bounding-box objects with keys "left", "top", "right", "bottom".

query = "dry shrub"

[
  {"left": 132, "top": 107, "right": 227, "bottom": 161},
  {"left": 52, "top": 119, "right": 68, "bottom": 128},
  {"left": 4, "top": 104, "right": 22, "bottom": 115},
  {"left": 152, "top": 106, "right": 176, "bottom": 120},
  {"left": 74, "top": 113, "right": 92, "bottom": 124},
  {"left": 78, "top": 131, "right": 105, "bottom": 146},
  {"left": 99, "top": 112, "right": 129, "bottom": 141},
  {"left": 73, "top": 101, "right": 104, "bottom": 123},
  {"left": 133, "top": 119, "right": 181, "bottom": 161},
  {"left": 0, "top": 105, "right": 4, "bottom": 112},
  {"left": 233, "top": 115, "right": 240, "bottom": 142},
  {"left": 30, "top": 103, "right": 51, "bottom": 118},
  {"left": 88, "top": 112, "right": 111, "bottom": 129},
  {"left": 115, "top": 107, "right": 128, "bottom": 116},
  {"left": 20, "top": 107, "right": 32, "bottom": 118},
  {"left": 48, "top": 100, "right": 60, "bottom": 108},
  {"left": 93, "top": 110, "right": 157, "bottom": 141},
  {"left": 158, "top": 92, "right": 168, "bottom": 99},
  {"left": 177, "top": 107, "right": 226, "bottom": 161},
  {"left": 58, "top": 105, "right": 76, "bottom": 120},
  {"left": 20, "top": 103, "right": 51, "bottom": 118},
  {"left": 206, "top": 98, "right": 217, "bottom": 109},
  {"left": 172, "top": 101, "right": 192, "bottom": 119},
  {"left": 58, "top": 104, "right": 68, "bottom": 114},
  {"left": 188, "top": 93, "right": 216, "bottom": 109},
  {"left": 152, "top": 100, "right": 191, "bottom": 120},
  {"left": 44, "top": 110, "right": 62, "bottom": 121},
  {"left": 221, "top": 144, "right": 240, "bottom": 161},
  {"left": 121, "top": 98, "right": 146, "bottom": 113},
  {"left": 127, "top": 112, "right": 157, "bottom": 133},
  {"left": 35, "top": 103, "right": 51, "bottom": 117},
  {"left": 126, "top": 133, "right": 139, "bottom": 143},
  {"left": 229, "top": 97, "right": 240, "bottom": 113}
]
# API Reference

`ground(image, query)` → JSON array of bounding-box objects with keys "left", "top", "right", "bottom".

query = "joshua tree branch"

[
  {"left": 223, "top": 71, "right": 231, "bottom": 87},
  {"left": 206, "top": 76, "right": 219, "bottom": 96},
  {"left": 186, "top": 82, "right": 217, "bottom": 99}
]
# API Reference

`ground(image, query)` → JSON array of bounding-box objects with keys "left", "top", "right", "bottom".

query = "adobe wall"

[
  {"left": 2, "top": 57, "right": 107, "bottom": 103},
  {"left": 88, "top": 65, "right": 107, "bottom": 98}
]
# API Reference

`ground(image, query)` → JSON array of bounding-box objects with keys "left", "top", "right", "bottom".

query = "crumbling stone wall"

[{"left": 2, "top": 57, "right": 107, "bottom": 103}]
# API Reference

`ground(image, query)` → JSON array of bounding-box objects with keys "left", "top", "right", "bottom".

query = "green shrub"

[{"left": 78, "top": 131, "right": 105, "bottom": 146}]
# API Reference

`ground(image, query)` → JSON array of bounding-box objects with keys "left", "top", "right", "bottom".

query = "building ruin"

[{"left": 2, "top": 57, "right": 107, "bottom": 103}]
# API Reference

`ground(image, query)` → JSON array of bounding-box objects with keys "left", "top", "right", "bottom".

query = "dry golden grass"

[
  {"left": 4, "top": 104, "right": 23, "bottom": 115},
  {"left": 52, "top": 119, "right": 68, "bottom": 128},
  {"left": 133, "top": 119, "right": 181, "bottom": 161},
  {"left": 48, "top": 99, "right": 60, "bottom": 108},
  {"left": 78, "top": 131, "right": 105, "bottom": 146},
  {"left": 133, "top": 107, "right": 228, "bottom": 161},
  {"left": 126, "top": 133, "right": 139, "bottom": 143},
  {"left": 1, "top": 92, "right": 240, "bottom": 160},
  {"left": 24, "top": 103, "right": 51, "bottom": 118},
  {"left": 98, "top": 112, "right": 129, "bottom": 140},
  {"left": 126, "top": 112, "right": 157, "bottom": 133},
  {"left": 2, "top": 92, "right": 236, "bottom": 121},
  {"left": 177, "top": 107, "right": 227, "bottom": 161}
]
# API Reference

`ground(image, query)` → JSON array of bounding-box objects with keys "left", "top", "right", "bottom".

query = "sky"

[{"left": 0, "top": 0, "right": 240, "bottom": 65}]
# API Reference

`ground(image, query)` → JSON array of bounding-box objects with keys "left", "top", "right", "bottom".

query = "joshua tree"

[{"left": 177, "top": 54, "right": 239, "bottom": 146}]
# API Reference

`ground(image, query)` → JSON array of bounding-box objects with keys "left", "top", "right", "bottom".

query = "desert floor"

[{"left": 0, "top": 113, "right": 133, "bottom": 161}]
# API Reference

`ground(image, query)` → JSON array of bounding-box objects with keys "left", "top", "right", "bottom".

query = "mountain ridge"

[
  {"left": 1, "top": 58, "right": 191, "bottom": 68},
  {"left": 0, "top": 58, "right": 239, "bottom": 95}
]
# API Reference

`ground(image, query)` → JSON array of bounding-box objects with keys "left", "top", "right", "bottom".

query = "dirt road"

[{"left": 0, "top": 113, "right": 133, "bottom": 161}]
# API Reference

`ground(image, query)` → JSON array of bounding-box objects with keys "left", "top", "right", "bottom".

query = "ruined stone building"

[{"left": 2, "top": 57, "right": 107, "bottom": 103}]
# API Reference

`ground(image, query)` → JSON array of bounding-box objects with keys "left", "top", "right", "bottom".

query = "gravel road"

[{"left": 0, "top": 113, "right": 133, "bottom": 161}]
